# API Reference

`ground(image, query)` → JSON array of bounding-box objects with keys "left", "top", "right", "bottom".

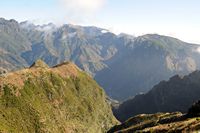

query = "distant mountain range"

[
  {"left": 1, "top": 18, "right": 200, "bottom": 101},
  {"left": 113, "top": 70, "right": 200, "bottom": 122},
  {"left": 0, "top": 60, "right": 118, "bottom": 132}
]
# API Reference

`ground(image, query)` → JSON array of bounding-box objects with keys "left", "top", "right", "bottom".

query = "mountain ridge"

[
  {"left": 113, "top": 70, "right": 200, "bottom": 122},
  {"left": 1, "top": 18, "right": 200, "bottom": 101},
  {"left": 0, "top": 60, "right": 118, "bottom": 132},
  {"left": 109, "top": 100, "right": 200, "bottom": 132}
]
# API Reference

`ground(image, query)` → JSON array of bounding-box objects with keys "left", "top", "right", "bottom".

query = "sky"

[{"left": 0, "top": 0, "right": 200, "bottom": 44}]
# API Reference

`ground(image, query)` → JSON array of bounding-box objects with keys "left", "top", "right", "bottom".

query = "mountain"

[
  {"left": 0, "top": 18, "right": 31, "bottom": 71},
  {"left": 109, "top": 101, "right": 200, "bottom": 132},
  {"left": 19, "top": 21, "right": 118, "bottom": 76},
  {"left": 1, "top": 18, "right": 200, "bottom": 101},
  {"left": 108, "top": 113, "right": 200, "bottom": 132},
  {"left": 113, "top": 70, "right": 200, "bottom": 122},
  {"left": 95, "top": 34, "right": 200, "bottom": 100},
  {"left": 0, "top": 60, "right": 118, "bottom": 132}
]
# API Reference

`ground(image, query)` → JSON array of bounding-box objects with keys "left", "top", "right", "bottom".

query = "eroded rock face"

[{"left": 166, "top": 56, "right": 197, "bottom": 72}]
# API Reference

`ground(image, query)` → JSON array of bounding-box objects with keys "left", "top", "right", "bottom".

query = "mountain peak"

[
  {"left": 53, "top": 61, "right": 72, "bottom": 68},
  {"left": 52, "top": 61, "right": 81, "bottom": 78},
  {"left": 1, "top": 61, "right": 80, "bottom": 89},
  {"left": 30, "top": 59, "right": 49, "bottom": 68}
]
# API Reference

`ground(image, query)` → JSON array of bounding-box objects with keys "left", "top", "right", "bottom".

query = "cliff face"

[{"left": 0, "top": 60, "right": 118, "bottom": 133}]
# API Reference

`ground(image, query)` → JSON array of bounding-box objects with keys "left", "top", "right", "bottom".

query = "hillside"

[
  {"left": 113, "top": 70, "right": 200, "bottom": 122},
  {"left": 109, "top": 101, "right": 200, "bottom": 132},
  {"left": 108, "top": 112, "right": 200, "bottom": 132},
  {"left": 1, "top": 18, "right": 200, "bottom": 100},
  {"left": 0, "top": 18, "right": 31, "bottom": 71},
  {"left": 95, "top": 34, "right": 200, "bottom": 100},
  {"left": 0, "top": 60, "right": 118, "bottom": 132}
]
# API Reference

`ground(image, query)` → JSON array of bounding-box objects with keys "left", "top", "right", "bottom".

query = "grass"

[
  {"left": 108, "top": 112, "right": 200, "bottom": 133},
  {"left": 0, "top": 63, "right": 118, "bottom": 132}
]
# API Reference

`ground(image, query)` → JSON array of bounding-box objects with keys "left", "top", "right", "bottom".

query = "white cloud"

[
  {"left": 196, "top": 47, "right": 200, "bottom": 53},
  {"left": 58, "top": 0, "right": 106, "bottom": 24},
  {"left": 59, "top": 0, "right": 105, "bottom": 12}
]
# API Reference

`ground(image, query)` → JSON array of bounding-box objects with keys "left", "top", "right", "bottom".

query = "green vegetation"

[
  {"left": 108, "top": 112, "right": 200, "bottom": 133},
  {"left": 0, "top": 61, "right": 118, "bottom": 132},
  {"left": 2, "top": 18, "right": 200, "bottom": 101}
]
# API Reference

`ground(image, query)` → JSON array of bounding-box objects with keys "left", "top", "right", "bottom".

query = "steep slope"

[
  {"left": 95, "top": 34, "right": 200, "bottom": 100},
  {"left": 0, "top": 60, "right": 118, "bottom": 132},
  {"left": 20, "top": 22, "right": 118, "bottom": 75},
  {"left": 109, "top": 101, "right": 200, "bottom": 133},
  {"left": 108, "top": 113, "right": 200, "bottom": 132},
  {"left": 17, "top": 22, "right": 200, "bottom": 101},
  {"left": 1, "top": 18, "right": 200, "bottom": 101},
  {"left": 114, "top": 70, "right": 200, "bottom": 122},
  {"left": 0, "top": 18, "right": 31, "bottom": 71}
]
